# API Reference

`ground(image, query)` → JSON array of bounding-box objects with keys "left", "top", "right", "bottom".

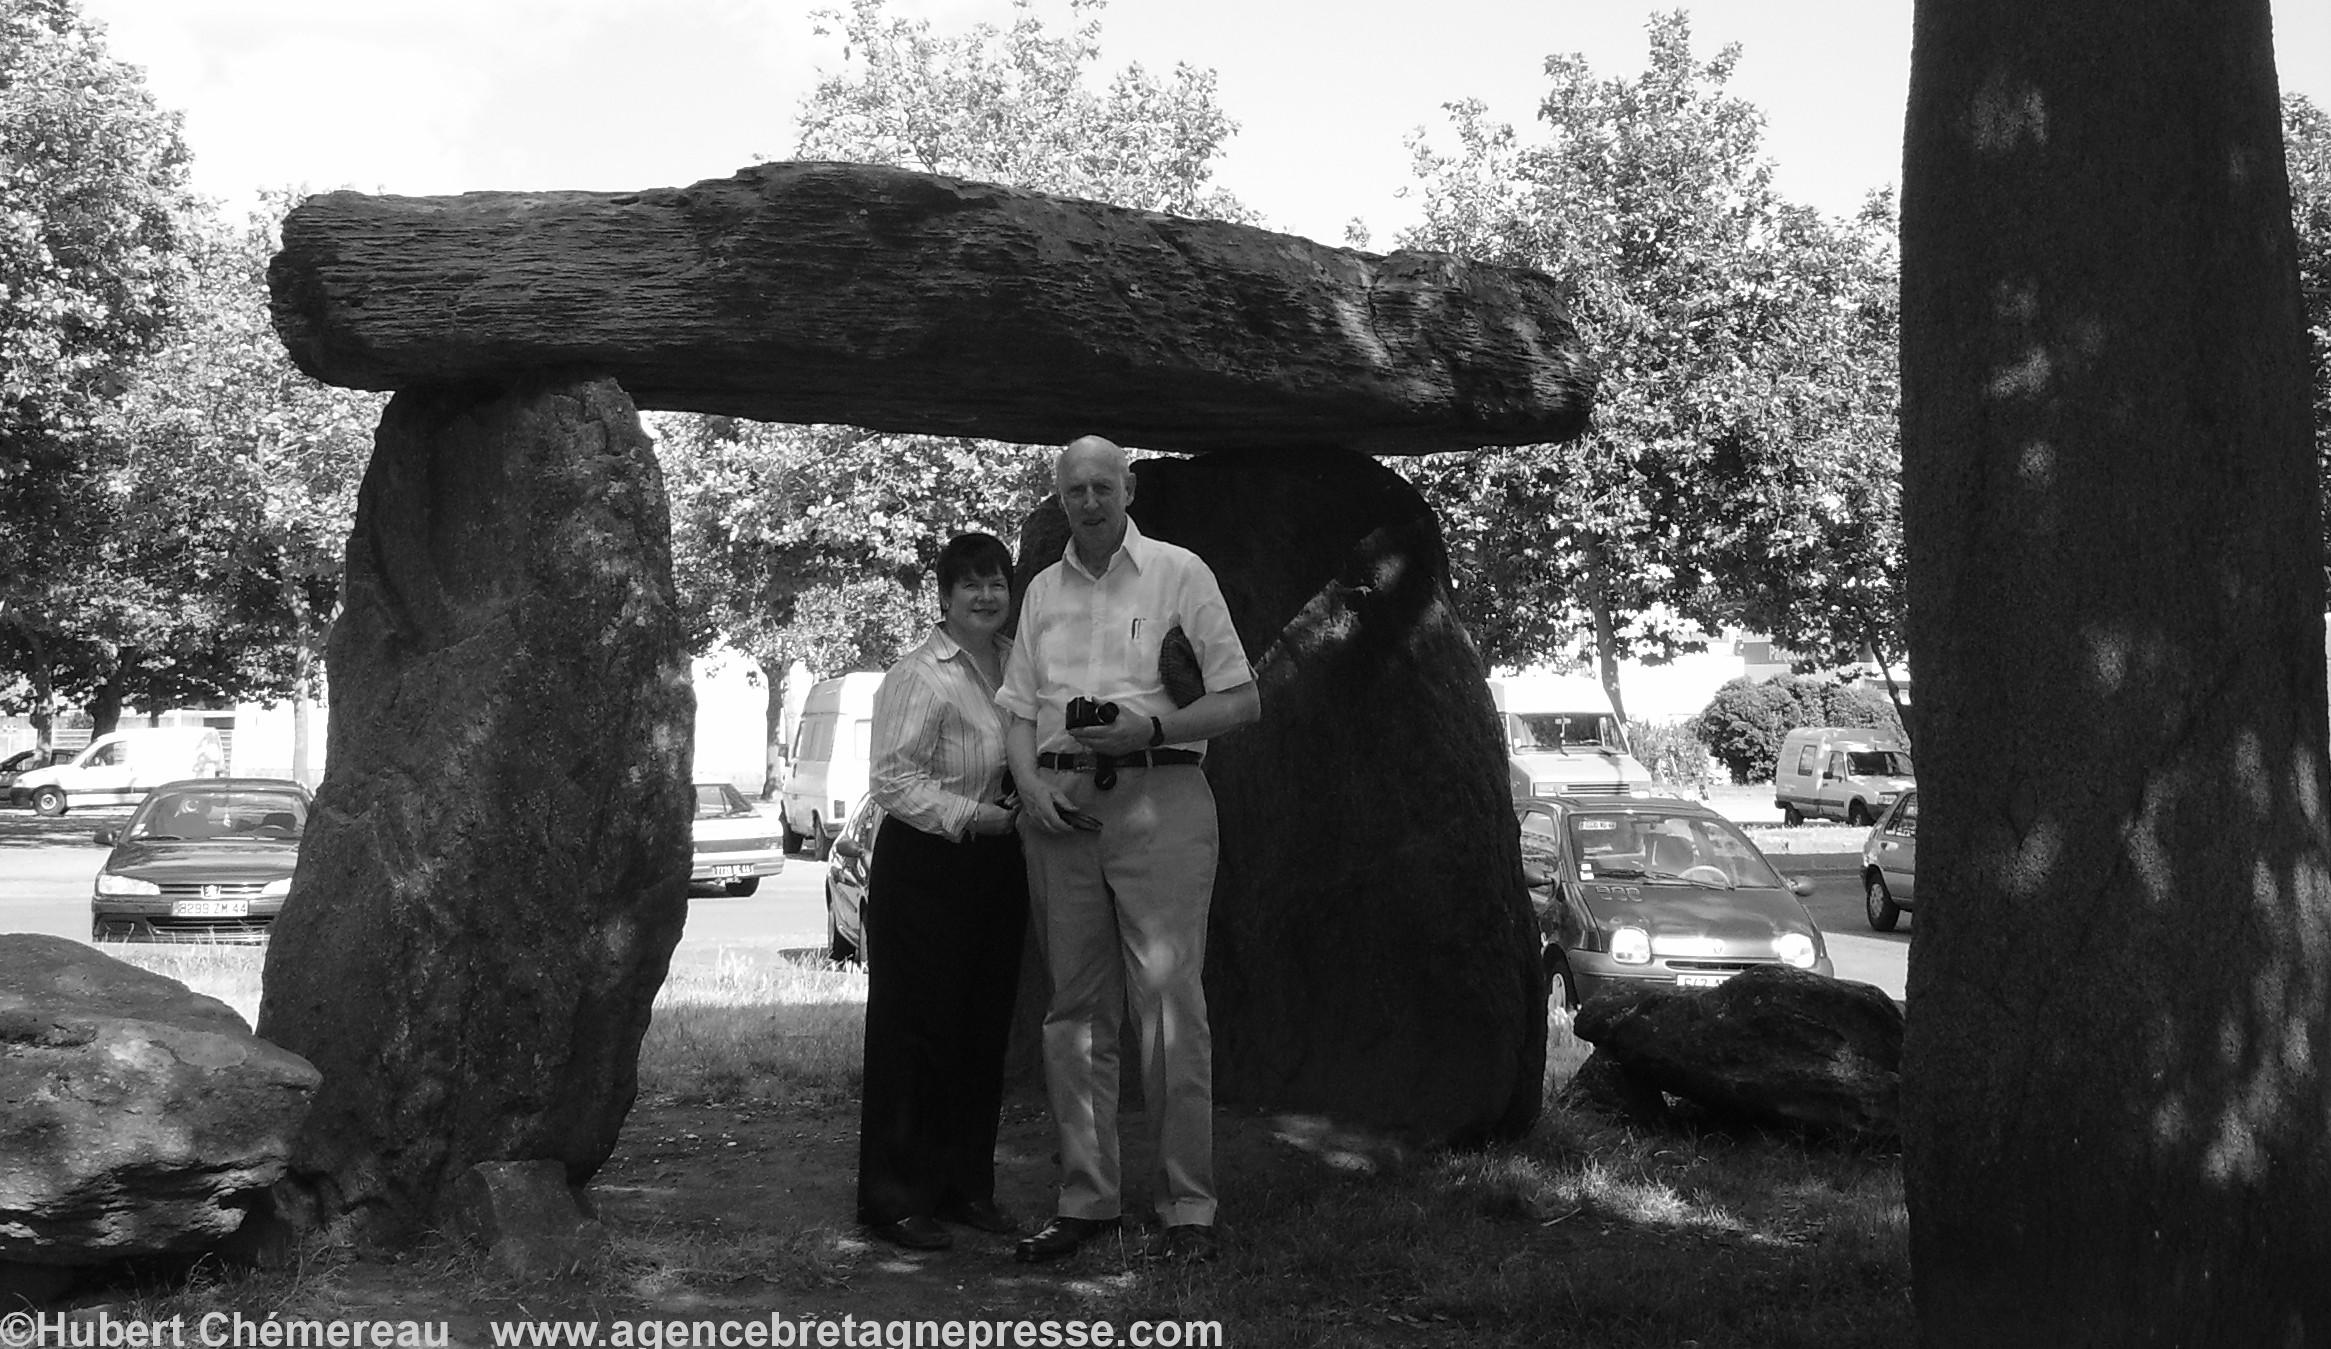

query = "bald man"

[{"left": 997, "top": 435, "right": 1262, "bottom": 1264}]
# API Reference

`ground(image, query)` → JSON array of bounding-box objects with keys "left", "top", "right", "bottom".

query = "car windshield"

[
  {"left": 129, "top": 787, "right": 308, "bottom": 842},
  {"left": 1510, "top": 712, "right": 1623, "bottom": 753},
  {"left": 694, "top": 783, "right": 753, "bottom": 818},
  {"left": 1846, "top": 750, "right": 1914, "bottom": 776},
  {"left": 1566, "top": 810, "right": 1784, "bottom": 890}
]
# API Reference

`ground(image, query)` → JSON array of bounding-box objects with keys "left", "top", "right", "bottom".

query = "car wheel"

[
  {"left": 810, "top": 813, "right": 832, "bottom": 861},
  {"left": 1544, "top": 946, "right": 1579, "bottom": 1013},
  {"left": 781, "top": 814, "right": 803, "bottom": 855},
  {"left": 32, "top": 786, "right": 65, "bottom": 817},
  {"left": 1865, "top": 872, "right": 1902, "bottom": 932},
  {"left": 1847, "top": 800, "right": 1872, "bottom": 827},
  {"left": 825, "top": 888, "right": 859, "bottom": 964},
  {"left": 723, "top": 877, "right": 761, "bottom": 897},
  {"left": 1782, "top": 804, "right": 1804, "bottom": 827}
]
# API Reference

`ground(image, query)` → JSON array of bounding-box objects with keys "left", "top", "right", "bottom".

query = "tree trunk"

[
  {"left": 1863, "top": 620, "right": 1915, "bottom": 749},
  {"left": 1899, "top": 0, "right": 2327, "bottom": 1342},
  {"left": 1581, "top": 535, "right": 1629, "bottom": 724},
  {"left": 88, "top": 663, "right": 126, "bottom": 738}
]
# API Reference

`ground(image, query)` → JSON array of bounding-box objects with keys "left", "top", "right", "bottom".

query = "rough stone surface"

[
  {"left": 1012, "top": 450, "right": 1546, "bottom": 1143},
  {"left": 269, "top": 161, "right": 1596, "bottom": 456},
  {"left": 0, "top": 935, "right": 320, "bottom": 1265},
  {"left": 449, "top": 1160, "right": 607, "bottom": 1280},
  {"left": 1570, "top": 965, "right": 1904, "bottom": 1141},
  {"left": 254, "top": 376, "right": 694, "bottom": 1241}
]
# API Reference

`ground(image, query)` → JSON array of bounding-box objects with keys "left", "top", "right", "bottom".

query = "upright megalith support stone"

[
  {"left": 1018, "top": 450, "right": 1545, "bottom": 1142},
  {"left": 255, "top": 376, "right": 693, "bottom": 1239}
]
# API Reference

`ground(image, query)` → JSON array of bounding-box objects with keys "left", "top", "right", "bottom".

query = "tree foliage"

[
  {"left": 665, "top": 0, "right": 1253, "bottom": 682},
  {"left": 1, "top": 195, "right": 381, "bottom": 739},
  {"left": 2288, "top": 93, "right": 2331, "bottom": 587},
  {"left": 1392, "top": 12, "right": 1901, "bottom": 717},
  {"left": 0, "top": 0, "right": 196, "bottom": 729}
]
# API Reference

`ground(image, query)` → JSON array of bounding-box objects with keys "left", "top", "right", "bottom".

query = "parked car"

[
  {"left": 690, "top": 781, "right": 784, "bottom": 896},
  {"left": 89, "top": 778, "right": 311, "bottom": 943},
  {"left": 1860, "top": 788, "right": 1919, "bottom": 931},
  {"left": 1516, "top": 792, "right": 1832, "bottom": 1010},
  {"left": 823, "top": 793, "right": 884, "bottom": 966},
  {"left": 10, "top": 727, "right": 226, "bottom": 816},
  {"left": 0, "top": 746, "right": 72, "bottom": 791}
]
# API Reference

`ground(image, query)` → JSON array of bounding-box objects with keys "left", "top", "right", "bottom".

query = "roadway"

[{"left": 0, "top": 815, "right": 1905, "bottom": 1001}]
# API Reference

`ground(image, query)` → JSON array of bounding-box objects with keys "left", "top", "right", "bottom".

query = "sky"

[{"left": 72, "top": 0, "right": 2331, "bottom": 251}]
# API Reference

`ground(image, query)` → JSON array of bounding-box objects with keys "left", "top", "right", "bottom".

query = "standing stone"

[
  {"left": 255, "top": 376, "right": 693, "bottom": 1240},
  {"left": 1016, "top": 450, "right": 1545, "bottom": 1143}
]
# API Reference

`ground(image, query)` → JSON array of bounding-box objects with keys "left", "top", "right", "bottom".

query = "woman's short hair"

[{"left": 934, "top": 532, "right": 1014, "bottom": 596}]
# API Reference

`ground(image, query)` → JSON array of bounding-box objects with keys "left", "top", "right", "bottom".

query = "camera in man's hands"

[{"left": 1066, "top": 696, "right": 1121, "bottom": 730}]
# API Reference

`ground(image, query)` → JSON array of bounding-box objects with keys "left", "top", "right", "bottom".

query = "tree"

[
  {"left": 1393, "top": 12, "right": 1903, "bottom": 719},
  {"left": 663, "top": 0, "right": 1254, "bottom": 714},
  {"left": 0, "top": 0, "right": 195, "bottom": 739},
  {"left": 96, "top": 198, "right": 381, "bottom": 776},
  {"left": 1898, "top": 0, "right": 2327, "bottom": 1340}
]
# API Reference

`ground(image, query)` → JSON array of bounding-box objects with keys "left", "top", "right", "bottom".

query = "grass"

[{"left": 91, "top": 945, "right": 1912, "bottom": 1347}]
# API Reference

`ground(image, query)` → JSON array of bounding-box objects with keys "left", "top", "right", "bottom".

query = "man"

[{"left": 998, "top": 434, "right": 1262, "bottom": 1264}]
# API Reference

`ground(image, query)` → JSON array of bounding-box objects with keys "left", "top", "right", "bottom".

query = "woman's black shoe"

[
  {"left": 935, "top": 1198, "right": 1020, "bottom": 1235},
  {"left": 869, "top": 1215, "right": 953, "bottom": 1250}
]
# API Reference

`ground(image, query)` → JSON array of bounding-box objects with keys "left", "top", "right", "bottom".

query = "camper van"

[
  {"left": 1773, "top": 726, "right": 1914, "bottom": 825},
  {"left": 8, "top": 727, "right": 226, "bottom": 816},
  {"left": 1487, "top": 673, "right": 1656, "bottom": 800},
  {"left": 779, "top": 672, "right": 883, "bottom": 858}
]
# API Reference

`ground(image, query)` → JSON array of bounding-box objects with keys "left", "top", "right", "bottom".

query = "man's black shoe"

[
  {"left": 935, "top": 1198, "right": 1021, "bottom": 1235},
  {"left": 1013, "top": 1216, "right": 1116, "bottom": 1263},
  {"left": 868, "top": 1215, "right": 952, "bottom": 1251},
  {"left": 1141, "top": 1224, "right": 1219, "bottom": 1262}
]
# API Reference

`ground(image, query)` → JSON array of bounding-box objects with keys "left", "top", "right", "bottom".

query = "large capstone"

[
  {"left": 254, "top": 376, "right": 694, "bottom": 1240},
  {"left": 1016, "top": 450, "right": 1546, "bottom": 1143},
  {"left": 268, "top": 161, "right": 1595, "bottom": 456},
  {"left": 0, "top": 935, "right": 319, "bottom": 1265}
]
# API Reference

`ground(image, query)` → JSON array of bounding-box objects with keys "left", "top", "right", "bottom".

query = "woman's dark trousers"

[{"left": 856, "top": 816, "right": 1028, "bottom": 1224}]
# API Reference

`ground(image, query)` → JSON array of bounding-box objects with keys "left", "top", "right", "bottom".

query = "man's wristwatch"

[{"left": 1148, "top": 715, "right": 1166, "bottom": 748}]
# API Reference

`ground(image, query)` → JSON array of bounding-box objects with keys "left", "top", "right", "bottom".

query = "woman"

[{"left": 856, "top": 531, "right": 1027, "bottom": 1250}]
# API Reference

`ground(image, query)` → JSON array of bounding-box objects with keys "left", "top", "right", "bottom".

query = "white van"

[
  {"left": 8, "top": 727, "right": 226, "bottom": 816},
  {"left": 1488, "top": 673, "right": 1656, "bottom": 800},
  {"left": 1773, "top": 726, "right": 1914, "bottom": 825},
  {"left": 779, "top": 672, "right": 882, "bottom": 858}
]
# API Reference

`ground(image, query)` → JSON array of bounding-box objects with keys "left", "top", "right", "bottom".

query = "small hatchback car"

[
  {"left": 1859, "top": 788, "right": 1918, "bottom": 931},
  {"left": 1517, "top": 793, "right": 1833, "bottom": 1009},
  {"left": 90, "top": 778, "right": 311, "bottom": 943},
  {"left": 691, "top": 781, "right": 785, "bottom": 896},
  {"left": 823, "top": 793, "right": 884, "bottom": 966}
]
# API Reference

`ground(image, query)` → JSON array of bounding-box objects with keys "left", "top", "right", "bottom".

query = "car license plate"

[
  {"left": 172, "top": 899, "right": 249, "bottom": 918},
  {"left": 710, "top": 864, "right": 752, "bottom": 879},
  {"left": 1677, "top": 973, "right": 1731, "bottom": 989}
]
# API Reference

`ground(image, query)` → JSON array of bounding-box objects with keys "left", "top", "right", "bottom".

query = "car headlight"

[
  {"left": 1610, "top": 926, "right": 1652, "bottom": 965},
  {"left": 1777, "top": 932, "right": 1818, "bottom": 968},
  {"left": 95, "top": 873, "right": 159, "bottom": 896},
  {"left": 260, "top": 878, "right": 292, "bottom": 897}
]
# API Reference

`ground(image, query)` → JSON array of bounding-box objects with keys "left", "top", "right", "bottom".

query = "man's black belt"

[{"left": 1038, "top": 749, "right": 1203, "bottom": 773}]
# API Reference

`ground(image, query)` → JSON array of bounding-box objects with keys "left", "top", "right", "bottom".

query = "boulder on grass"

[
  {"left": 0, "top": 935, "right": 320, "bottom": 1265},
  {"left": 1569, "top": 965, "right": 1903, "bottom": 1142}
]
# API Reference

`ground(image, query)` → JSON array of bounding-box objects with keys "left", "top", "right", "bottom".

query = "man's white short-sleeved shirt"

[{"left": 997, "top": 518, "right": 1254, "bottom": 755}]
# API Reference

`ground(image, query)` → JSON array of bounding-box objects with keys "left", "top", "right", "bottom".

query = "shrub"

[
  {"left": 1627, "top": 718, "right": 1713, "bottom": 791},
  {"left": 1689, "top": 675, "right": 1907, "bottom": 783}
]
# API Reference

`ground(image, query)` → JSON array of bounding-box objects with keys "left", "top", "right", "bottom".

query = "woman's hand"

[{"left": 970, "top": 801, "right": 1018, "bottom": 837}]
